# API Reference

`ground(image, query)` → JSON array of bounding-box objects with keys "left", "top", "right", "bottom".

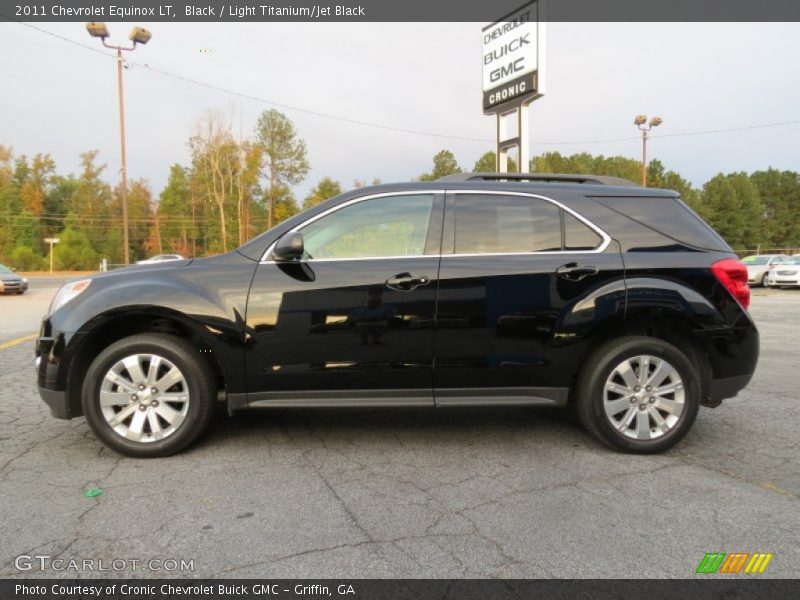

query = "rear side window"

[
  {"left": 453, "top": 194, "right": 561, "bottom": 254},
  {"left": 591, "top": 196, "right": 730, "bottom": 252},
  {"left": 564, "top": 211, "right": 602, "bottom": 251}
]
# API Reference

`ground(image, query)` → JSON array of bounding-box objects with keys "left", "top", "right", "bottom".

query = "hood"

[
  {"left": 86, "top": 258, "right": 194, "bottom": 282},
  {"left": 0, "top": 272, "right": 23, "bottom": 281}
]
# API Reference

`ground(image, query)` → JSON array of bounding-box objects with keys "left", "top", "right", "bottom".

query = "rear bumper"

[{"left": 706, "top": 374, "right": 753, "bottom": 406}]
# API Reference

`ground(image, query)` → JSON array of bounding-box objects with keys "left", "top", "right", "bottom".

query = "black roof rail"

[{"left": 439, "top": 172, "right": 640, "bottom": 187}]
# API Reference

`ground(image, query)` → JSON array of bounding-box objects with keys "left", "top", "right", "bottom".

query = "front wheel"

[
  {"left": 575, "top": 336, "right": 700, "bottom": 454},
  {"left": 761, "top": 273, "right": 769, "bottom": 287},
  {"left": 82, "top": 333, "right": 216, "bottom": 457}
]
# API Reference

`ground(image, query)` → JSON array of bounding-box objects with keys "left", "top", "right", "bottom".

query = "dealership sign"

[{"left": 482, "top": 1, "right": 545, "bottom": 113}]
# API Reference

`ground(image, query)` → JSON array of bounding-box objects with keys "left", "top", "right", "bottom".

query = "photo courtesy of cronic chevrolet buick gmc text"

[{"left": 35, "top": 173, "right": 759, "bottom": 457}]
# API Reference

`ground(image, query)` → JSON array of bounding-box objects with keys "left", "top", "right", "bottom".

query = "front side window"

[
  {"left": 300, "top": 194, "right": 434, "bottom": 259},
  {"left": 453, "top": 194, "right": 562, "bottom": 254}
]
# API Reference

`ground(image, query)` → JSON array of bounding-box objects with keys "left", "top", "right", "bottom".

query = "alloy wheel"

[
  {"left": 603, "top": 354, "right": 685, "bottom": 440},
  {"left": 99, "top": 353, "right": 190, "bottom": 443}
]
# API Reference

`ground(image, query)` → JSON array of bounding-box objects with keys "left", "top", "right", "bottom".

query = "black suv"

[{"left": 35, "top": 173, "right": 758, "bottom": 457}]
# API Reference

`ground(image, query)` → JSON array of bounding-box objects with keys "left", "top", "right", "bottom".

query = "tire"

[
  {"left": 575, "top": 336, "right": 700, "bottom": 454},
  {"left": 761, "top": 273, "right": 769, "bottom": 287},
  {"left": 82, "top": 333, "right": 216, "bottom": 457}
]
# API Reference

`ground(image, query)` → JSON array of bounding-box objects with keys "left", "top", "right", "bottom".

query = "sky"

[{"left": 1, "top": 21, "right": 799, "bottom": 201}]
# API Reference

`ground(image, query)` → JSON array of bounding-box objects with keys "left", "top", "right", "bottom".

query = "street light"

[
  {"left": 85, "top": 22, "right": 151, "bottom": 265},
  {"left": 634, "top": 114, "right": 663, "bottom": 186}
]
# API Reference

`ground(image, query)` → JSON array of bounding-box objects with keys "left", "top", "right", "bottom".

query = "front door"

[{"left": 245, "top": 192, "right": 443, "bottom": 406}]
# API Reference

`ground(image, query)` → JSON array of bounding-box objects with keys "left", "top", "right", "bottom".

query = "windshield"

[
  {"left": 742, "top": 256, "right": 769, "bottom": 265},
  {"left": 0, "top": 265, "right": 11, "bottom": 274},
  {"left": 782, "top": 257, "right": 800, "bottom": 265}
]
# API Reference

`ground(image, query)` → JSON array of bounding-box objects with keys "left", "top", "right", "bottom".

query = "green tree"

[
  {"left": 419, "top": 149, "right": 462, "bottom": 181},
  {"left": 68, "top": 151, "right": 112, "bottom": 257},
  {"left": 10, "top": 245, "right": 43, "bottom": 271},
  {"left": 157, "top": 164, "right": 195, "bottom": 256},
  {"left": 750, "top": 169, "right": 800, "bottom": 247},
  {"left": 303, "top": 177, "right": 343, "bottom": 209},
  {"left": 696, "top": 173, "right": 763, "bottom": 248},
  {"left": 53, "top": 228, "right": 99, "bottom": 271},
  {"left": 473, "top": 151, "right": 517, "bottom": 173},
  {"left": 255, "top": 109, "right": 310, "bottom": 229}
]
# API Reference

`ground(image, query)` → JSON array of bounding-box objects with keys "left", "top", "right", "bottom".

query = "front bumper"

[
  {"left": 36, "top": 325, "right": 76, "bottom": 420},
  {"left": 38, "top": 385, "right": 70, "bottom": 419}
]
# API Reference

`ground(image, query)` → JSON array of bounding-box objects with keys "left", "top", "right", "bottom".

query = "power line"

[{"left": 12, "top": 20, "right": 800, "bottom": 146}]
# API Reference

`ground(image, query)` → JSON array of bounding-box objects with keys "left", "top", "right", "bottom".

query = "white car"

[
  {"left": 136, "top": 254, "right": 185, "bottom": 265},
  {"left": 742, "top": 254, "right": 788, "bottom": 286},
  {"left": 766, "top": 255, "right": 800, "bottom": 288}
]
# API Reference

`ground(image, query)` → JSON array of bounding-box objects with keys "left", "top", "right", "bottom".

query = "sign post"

[
  {"left": 44, "top": 237, "right": 60, "bottom": 274},
  {"left": 482, "top": 1, "right": 545, "bottom": 173}
]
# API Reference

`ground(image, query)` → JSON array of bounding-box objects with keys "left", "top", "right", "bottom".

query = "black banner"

[
  {"left": 4, "top": 579, "right": 800, "bottom": 600},
  {"left": 3, "top": 0, "right": 800, "bottom": 22}
]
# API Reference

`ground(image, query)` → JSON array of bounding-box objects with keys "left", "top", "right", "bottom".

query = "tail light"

[{"left": 711, "top": 258, "right": 750, "bottom": 309}]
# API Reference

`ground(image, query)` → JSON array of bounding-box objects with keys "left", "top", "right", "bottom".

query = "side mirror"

[{"left": 272, "top": 232, "right": 304, "bottom": 262}]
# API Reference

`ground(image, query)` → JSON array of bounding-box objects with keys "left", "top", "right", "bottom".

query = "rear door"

[{"left": 433, "top": 190, "right": 626, "bottom": 405}]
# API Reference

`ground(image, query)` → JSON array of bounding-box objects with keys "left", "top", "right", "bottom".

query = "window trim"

[
  {"left": 444, "top": 190, "right": 611, "bottom": 256},
  {"left": 260, "top": 189, "right": 611, "bottom": 263}
]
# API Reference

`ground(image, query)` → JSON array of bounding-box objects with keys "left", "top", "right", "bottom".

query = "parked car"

[
  {"left": 136, "top": 254, "right": 185, "bottom": 265},
  {"left": 35, "top": 173, "right": 758, "bottom": 457},
  {"left": 765, "top": 255, "right": 800, "bottom": 288},
  {"left": 741, "top": 254, "right": 788, "bottom": 286},
  {"left": 0, "top": 264, "right": 28, "bottom": 294}
]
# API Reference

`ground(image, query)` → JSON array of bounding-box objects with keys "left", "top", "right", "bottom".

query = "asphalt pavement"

[{"left": 0, "top": 278, "right": 797, "bottom": 578}]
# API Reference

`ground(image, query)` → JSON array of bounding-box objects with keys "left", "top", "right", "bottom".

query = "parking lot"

[{"left": 0, "top": 276, "right": 798, "bottom": 578}]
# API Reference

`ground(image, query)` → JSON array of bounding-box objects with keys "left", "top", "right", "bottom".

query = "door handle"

[
  {"left": 385, "top": 272, "right": 430, "bottom": 291},
  {"left": 556, "top": 263, "right": 598, "bottom": 281}
]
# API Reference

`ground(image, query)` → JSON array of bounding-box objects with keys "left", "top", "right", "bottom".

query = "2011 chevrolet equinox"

[{"left": 35, "top": 173, "right": 758, "bottom": 457}]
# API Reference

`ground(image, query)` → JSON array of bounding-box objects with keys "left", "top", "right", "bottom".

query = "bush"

[{"left": 10, "top": 245, "right": 44, "bottom": 271}]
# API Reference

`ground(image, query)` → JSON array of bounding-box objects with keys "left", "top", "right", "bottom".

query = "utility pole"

[{"left": 86, "top": 22, "right": 151, "bottom": 265}]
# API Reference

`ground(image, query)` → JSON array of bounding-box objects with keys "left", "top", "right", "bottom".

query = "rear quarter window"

[{"left": 590, "top": 196, "right": 731, "bottom": 252}]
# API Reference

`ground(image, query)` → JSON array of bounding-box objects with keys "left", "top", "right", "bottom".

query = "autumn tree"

[{"left": 254, "top": 109, "right": 309, "bottom": 229}]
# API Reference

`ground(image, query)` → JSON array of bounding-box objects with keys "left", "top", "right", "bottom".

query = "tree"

[
  {"left": 696, "top": 173, "right": 763, "bottom": 248},
  {"left": 303, "top": 177, "right": 342, "bottom": 209},
  {"left": 254, "top": 109, "right": 310, "bottom": 229},
  {"left": 473, "top": 151, "right": 516, "bottom": 173},
  {"left": 10, "top": 245, "right": 43, "bottom": 271},
  {"left": 750, "top": 169, "right": 800, "bottom": 247},
  {"left": 68, "top": 151, "right": 113, "bottom": 257},
  {"left": 189, "top": 110, "right": 240, "bottom": 252},
  {"left": 419, "top": 150, "right": 462, "bottom": 181},
  {"left": 158, "top": 165, "right": 194, "bottom": 256},
  {"left": 53, "top": 228, "right": 98, "bottom": 271}
]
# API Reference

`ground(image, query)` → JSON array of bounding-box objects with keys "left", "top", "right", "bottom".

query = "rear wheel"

[
  {"left": 82, "top": 333, "right": 216, "bottom": 457},
  {"left": 575, "top": 336, "right": 700, "bottom": 453}
]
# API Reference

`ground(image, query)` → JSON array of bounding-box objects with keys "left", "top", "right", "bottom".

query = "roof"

[{"left": 439, "top": 172, "right": 640, "bottom": 187}]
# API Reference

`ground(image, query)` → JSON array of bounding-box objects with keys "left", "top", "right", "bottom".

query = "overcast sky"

[{"left": 2, "top": 22, "right": 799, "bottom": 200}]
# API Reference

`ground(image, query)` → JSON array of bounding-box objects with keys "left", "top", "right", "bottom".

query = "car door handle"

[
  {"left": 556, "top": 263, "right": 598, "bottom": 281},
  {"left": 385, "top": 272, "right": 431, "bottom": 291}
]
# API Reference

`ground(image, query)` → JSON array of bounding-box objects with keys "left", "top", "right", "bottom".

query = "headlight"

[
  {"left": 49, "top": 279, "right": 92, "bottom": 315},
  {"left": 22, "top": 277, "right": 28, "bottom": 283}
]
